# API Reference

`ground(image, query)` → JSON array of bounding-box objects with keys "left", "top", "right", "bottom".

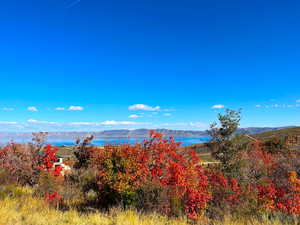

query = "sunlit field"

[{"left": 0, "top": 186, "right": 297, "bottom": 225}]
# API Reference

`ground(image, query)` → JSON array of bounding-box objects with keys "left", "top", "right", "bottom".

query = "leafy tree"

[
  {"left": 73, "top": 135, "right": 94, "bottom": 169},
  {"left": 208, "top": 109, "right": 244, "bottom": 178}
]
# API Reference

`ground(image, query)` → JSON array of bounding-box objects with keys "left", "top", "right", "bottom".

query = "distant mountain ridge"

[{"left": 0, "top": 127, "right": 294, "bottom": 140}]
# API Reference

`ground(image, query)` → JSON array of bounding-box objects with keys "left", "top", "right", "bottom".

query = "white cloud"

[
  {"left": 69, "top": 122, "right": 96, "bottom": 126},
  {"left": 101, "top": 120, "right": 138, "bottom": 125},
  {"left": 256, "top": 103, "right": 300, "bottom": 109},
  {"left": 161, "top": 122, "right": 187, "bottom": 127},
  {"left": 296, "top": 99, "right": 300, "bottom": 103},
  {"left": 27, "top": 106, "right": 38, "bottom": 112},
  {"left": 162, "top": 108, "right": 176, "bottom": 112},
  {"left": 128, "top": 104, "right": 160, "bottom": 111},
  {"left": 0, "top": 121, "right": 18, "bottom": 125},
  {"left": 129, "top": 114, "right": 140, "bottom": 119},
  {"left": 69, "top": 120, "right": 149, "bottom": 126},
  {"left": 163, "top": 113, "right": 172, "bottom": 116},
  {"left": 55, "top": 107, "right": 65, "bottom": 111},
  {"left": 189, "top": 122, "right": 206, "bottom": 128},
  {"left": 68, "top": 106, "right": 84, "bottom": 111},
  {"left": 27, "top": 119, "right": 59, "bottom": 125},
  {"left": 211, "top": 104, "right": 225, "bottom": 109},
  {"left": 161, "top": 122, "right": 207, "bottom": 129},
  {"left": 69, "top": 120, "right": 147, "bottom": 126},
  {"left": 2, "top": 107, "right": 14, "bottom": 111}
]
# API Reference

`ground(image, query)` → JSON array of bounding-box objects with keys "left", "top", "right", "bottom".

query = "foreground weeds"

[{"left": 0, "top": 186, "right": 298, "bottom": 225}]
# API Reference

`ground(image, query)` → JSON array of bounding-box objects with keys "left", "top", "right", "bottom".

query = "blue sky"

[{"left": 0, "top": 0, "right": 300, "bottom": 131}]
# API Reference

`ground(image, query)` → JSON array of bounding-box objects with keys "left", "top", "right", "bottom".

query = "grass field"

[
  {"left": 57, "top": 146, "right": 76, "bottom": 161},
  {"left": 57, "top": 144, "right": 217, "bottom": 162},
  {"left": 0, "top": 186, "right": 297, "bottom": 225}
]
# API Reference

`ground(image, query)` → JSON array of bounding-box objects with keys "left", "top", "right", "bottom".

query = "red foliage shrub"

[
  {"left": 53, "top": 165, "right": 63, "bottom": 177},
  {"left": 239, "top": 141, "right": 300, "bottom": 216},
  {"left": 0, "top": 143, "right": 62, "bottom": 185},
  {"left": 0, "top": 143, "right": 40, "bottom": 185},
  {"left": 44, "top": 191, "right": 62, "bottom": 205},
  {"left": 206, "top": 169, "right": 241, "bottom": 212},
  {"left": 89, "top": 131, "right": 211, "bottom": 219},
  {"left": 39, "top": 144, "right": 59, "bottom": 171}
]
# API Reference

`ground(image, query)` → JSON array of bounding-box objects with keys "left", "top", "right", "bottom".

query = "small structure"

[{"left": 53, "top": 157, "right": 71, "bottom": 176}]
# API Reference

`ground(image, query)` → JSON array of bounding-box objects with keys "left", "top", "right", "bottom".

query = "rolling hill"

[{"left": 252, "top": 126, "right": 300, "bottom": 141}]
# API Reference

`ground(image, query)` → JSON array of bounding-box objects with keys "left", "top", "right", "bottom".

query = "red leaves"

[
  {"left": 89, "top": 131, "right": 211, "bottom": 219},
  {"left": 53, "top": 165, "right": 63, "bottom": 177},
  {"left": 44, "top": 191, "right": 62, "bottom": 205},
  {"left": 256, "top": 182, "right": 277, "bottom": 210},
  {"left": 0, "top": 143, "right": 61, "bottom": 185},
  {"left": 207, "top": 170, "right": 241, "bottom": 206},
  {"left": 40, "top": 145, "right": 58, "bottom": 171},
  {"left": 143, "top": 132, "right": 211, "bottom": 219},
  {"left": 184, "top": 188, "right": 211, "bottom": 219},
  {"left": 255, "top": 181, "right": 300, "bottom": 214},
  {"left": 240, "top": 143, "right": 300, "bottom": 215}
]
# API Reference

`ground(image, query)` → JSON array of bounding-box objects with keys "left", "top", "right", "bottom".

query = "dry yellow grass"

[
  {"left": 0, "top": 191, "right": 188, "bottom": 225},
  {"left": 0, "top": 186, "right": 297, "bottom": 225}
]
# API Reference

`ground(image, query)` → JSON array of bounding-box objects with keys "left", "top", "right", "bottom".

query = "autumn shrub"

[
  {"left": 205, "top": 169, "right": 241, "bottom": 218},
  {"left": 0, "top": 143, "right": 40, "bottom": 185},
  {"left": 0, "top": 142, "right": 62, "bottom": 186},
  {"left": 71, "top": 131, "right": 211, "bottom": 219},
  {"left": 0, "top": 140, "right": 66, "bottom": 210},
  {"left": 234, "top": 139, "right": 300, "bottom": 217},
  {"left": 68, "top": 129, "right": 300, "bottom": 219}
]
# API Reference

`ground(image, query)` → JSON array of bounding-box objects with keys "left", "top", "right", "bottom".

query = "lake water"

[{"left": 0, "top": 136, "right": 211, "bottom": 147}]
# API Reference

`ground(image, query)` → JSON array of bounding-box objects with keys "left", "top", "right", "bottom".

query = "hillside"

[
  {"left": 0, "top": 127, "right": 291, "bottom": 140},
  {"left": 184, "top": 126, "right": 300, "bottom": 159},
  {"left": 252, "top": 126, "right": 300, "bottom": 141}
]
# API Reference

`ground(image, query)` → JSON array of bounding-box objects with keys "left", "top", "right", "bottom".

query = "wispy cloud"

[
  {"left": 296, "top": 99, "right": 300, "bottom": 103},
  {"left": 211, "top": 104, "right": 225, "bottom": 109},
  {"left": 2, "top": 107, "right": 14, "bottom": 111},
  {"left": 162, "top": 108, "right": 176, "bottom": 112},
  {"left": 69, "top": 120, "right": 147, "bottom": 126},
  {"left": 163, "top": 113, "right": 172, "bottom": 117},
  {"left": 27, "top": 119, "right": 59, "bottom": 125},
  {"left": 0, "top": 119, "right": 211, "bottom": 131},
  {"left": 69, "top": 122, "right": 96, "bottom": 126},
  {"left": 161, "top": 122, "right": 207, "bottom": 129},
  {"left": 189, "top": 122, "right": 207, "bottom": 128},
  {"left": 101, "top": 120, "right": 139, "bottom": 125},
  {"left": 27, "top": 106, "right": 38, "bottom": 112},
  {"left": 128, "top": 104, "right": 160, "bottom": 111},
  {"left": 68, "top": 106, "right": 84, "bottom": 111},
  {"left": 55, "top": 107, "right": 65, "bottom": 111},
  {"left": 0, "top": 121, "right": 18, "bottom": 125},
  {"left": 129, "top": 114, "right": 140, "bottom": 119},
  {"left": 255, "top": 103, "right": 300, "bottom": 109},
  {"left": 0, "top": 121, "right": 23, "bottom": 132}
]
